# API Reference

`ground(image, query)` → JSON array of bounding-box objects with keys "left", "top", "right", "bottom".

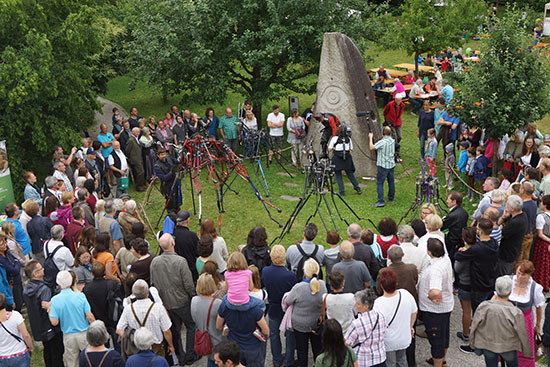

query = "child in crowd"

[
  {"left": 57, "top": 191, "right": 74, "bottom": 230},
  {"left": 457, "top": 141, "right": 470, "bottom": 191},
  {"left": 444, "top": 143, "right": 456, "bottom": 189},
  {"left": 425, "top": 128, "right": 438, "bottom": 176},
  {"left": 474, "top": 146, "right": 491, "bottom": 198},
  {"left": 465, "top": 146, "right": 477, "bottom": 201},
  {"left": 499, "top": 167, "right": 515, "bottom": 192},
  {"left": 323, "top": 230, "right": 341, "bottom": 284},
  {"left": 375, "top": 218, "right": 398, "bottom": 259},
  {"left": 525, "top": 167, "right": 541, "bottom": 199},
  {"left": 196, "top": 235, "right": 214, "bottom": 274}
]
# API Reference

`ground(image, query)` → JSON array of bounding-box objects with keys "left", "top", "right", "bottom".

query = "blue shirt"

[
  {"left": 440, "top": 111, "right": 460, "bottom": 142},
  {"left": 417, "top": 109, "right": 434, "bottom": 134},
  {"left": 97, "top": 133, "right": 115, "bottom": 158},
  {"left": 218, "top": 298, "right": 264, "bottom": 350},
  {"left": 457, "top": 150, "right": 468, "bottom": 172},
  {"left": 0, "top": 266, "right": 13, "bottom": 306},
  {"left": 6, "top": 218, "right": 31, "bottom": 255},
  {"left": 103, "top": 215, "right": 123, "bottom": 241},
  {"left": 126, "top": 350, "right": 169, "bottom": 367},
  {"left": 441, "top": 85, "right": 454, "bottom": 103},
  {"left": 203, "top": 115, "right": 219, "bottom": 137},
  {"left": 261, "top": 265, "right": 297, "bottom": 320},
  {"left": 162, "top": 216, "right": 175, "bottom": 236},
  {"left": 50, "top": 288, "right": 91, "bottom": 334}
]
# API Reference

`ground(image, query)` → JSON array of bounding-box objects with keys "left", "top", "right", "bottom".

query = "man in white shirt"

[
  {"left": 394, "top": 225, "right": 428, "bottom": 276},
  {"left": 267, "top": 105, "right": 285, "bottom": 163},
  {"left": 471, "top": 177, "right": 499, "bottom": 222},
  {"left": 108, "top": 140, "right": 129, "bottom": 198},
  {"left": 418, "top": 238, "right": 454, "bottom": 367},
  {"left": 43, "top": 225, "right": 74, "bottom": 272},
  {"left": 53, "top": 161, "right": 73, "bottom": 192}
]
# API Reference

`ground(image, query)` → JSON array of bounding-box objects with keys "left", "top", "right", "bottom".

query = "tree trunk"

[
  {"left": 163, "top": 94, "right": 168, "bottom": 105},
  {"left": 253, "top": 104, "right": 262, "bottom": 129},
  {"left": 415, "top": 51, "right": 419, "bottom": 76}
]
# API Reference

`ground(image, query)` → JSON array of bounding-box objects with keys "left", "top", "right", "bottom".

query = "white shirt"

[
  {"left": 394, "top": 242, "right": 428, "bottom": 277},
  {"left": 373, "top": 289, "right": 417, "bottom": 351},
  {"left": 108, "top": 149, "right": 128, "bottom": 171},
  {"left": 418, "top": 255, "right": 454, "bottom": 313},
  {"left": 409, "top": 84, "right": 422, "bottom": 98},
  {"left": 43, "top": 239, "right": 74, "bottom": 271},
  {"left": 509, "top": 276, "right": 545, "bottom": 308},
  {"left": 267, "top": 112, "right": 285, "bottom": 136},
  {"left": 328, "top": 135, "right": 353, "bottom": 152},
  {"left": 210, "top": 236, "right": 228, "bottom": 272},
  {"left": 243, "top": 117, "right": 258, "bottom": 130},
  {"left": 417, "top": 232, "right": 447, "bottom": 257},
  {"left": 536, "top": 212, "right": 550, "bottom": 232},
  {"left": 116, "top": 298, "right": 172, "bottom": 344},
  {"left": 123, "top": 287, "right": 163, "bottom": 308},
  {"left": 472, "top": 190, "right": 494, "bottom": 220},
  {"left": 325, "top": 293, "right": 356, "bottom": 334},
  {"left": 0, "top": 311, "right": 26, "bottom": 356},
  {"left": 53, "top": 170, "right": 73, "bottom": 192}
]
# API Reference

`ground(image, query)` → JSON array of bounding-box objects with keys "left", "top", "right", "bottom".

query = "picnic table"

[
  {"left": 369, "top": 68, "right": 408, "bottom": 78},
  {"left": 370, "top": 79, "right": 393, "bottom": 86},
  {"left": 418, "top": 91, "right": 439, "bottom": 99},
  {"left": 464, "top": 57, "right": 480, "bottom": 62},
  {"left": 393, "top": 63, "right": 435, "bottom": 73},
  {"left": 377, "top": 84, "right": 414, "bottom": 94}
]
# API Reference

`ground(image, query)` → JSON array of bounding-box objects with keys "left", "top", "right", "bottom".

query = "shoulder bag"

[{"left": 194, "top": 298, "right": 215, "bottom": 355}]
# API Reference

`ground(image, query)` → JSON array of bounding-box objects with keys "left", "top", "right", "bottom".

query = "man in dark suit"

[
  {"left": 118, "top": 120, "right": 131, "bottom": 152},
  {"left": 441, "top": 191, "right": 469, "bottom": 264},
  {"left": 125, "top": 127, "right": 146, "bottom": 192}
]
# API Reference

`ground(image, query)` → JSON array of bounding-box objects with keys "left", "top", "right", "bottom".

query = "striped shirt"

[
  {"left": 373, "top": 136, "right": 395, "bottom": 169},
  {"left": 345, "top": 310, "right": 386, "bottom": 367},
  {"left": 490, "top": 226, "right": 502, "bottom": 245}
]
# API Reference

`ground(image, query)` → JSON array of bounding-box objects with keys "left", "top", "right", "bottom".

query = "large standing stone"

[{"left": 305, "top": 32, "right": 382, "bottom": 177}]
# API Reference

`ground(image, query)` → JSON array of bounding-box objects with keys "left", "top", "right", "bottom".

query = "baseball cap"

[
  {"left": 86, "top": 148, "right": 97, "bottom": 155},
  {"left": 176, "top": 210, "right": 192, "bottom": 222},
  {"left": 119, "top": 194, "right": 131, "bottom": 200},
  {"left": 459, "top": 141, "right": 470, "bottom": 149}
]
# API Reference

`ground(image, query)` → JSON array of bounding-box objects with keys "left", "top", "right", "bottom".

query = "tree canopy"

[
  {"left": 451, "top": 10, "right": 550, "bottom": 155},
  {"left": 122, "top": 0, "right": 376, "bottom": 121},
  {"left": 382, "top": 0, "right": 487, "bottom": 73},
  {"left": 0, "top": 0, "right": 120, "bottom": 196}
]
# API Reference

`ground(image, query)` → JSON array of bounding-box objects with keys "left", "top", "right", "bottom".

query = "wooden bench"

[{"left": 369, "top": 68, "right": 408, "bottom": 78}]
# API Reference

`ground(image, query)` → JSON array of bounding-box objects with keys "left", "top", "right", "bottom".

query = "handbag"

[
  {"left": 312, "top": 294, "right": 328, "bottom": 335},
  {"left": 535, "top": 333, "right": 546, "bottom": 361},
  {"left": 194, "top": 298, "right": 215, "bottom": 355},
  {"left": 294, "top": 128, "right": 306, "bottom": 139},
  {"left": 386, "top": 291, "right": 402, "bottom": 328},
  {"left": 119, "top": 175, "right": 129, "bottom": 190}
]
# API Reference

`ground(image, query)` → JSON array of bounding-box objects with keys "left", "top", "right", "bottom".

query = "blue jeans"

[
  {"left": 410, "top": 97, "right": 423, "bottom": 114},
  {"left": 207, "top": 358, "right": 217, "bottom": 367},
  {"left": 268, "top": 315, "right": 296, "bottom": 366},
  {"left": 240, "top": 347, "right": 264, "bottom": 367},
  {"left": 0, "top": 352, "right": 30, "bottom": 367},
  {"left": 376, "top": 167, "right": 395, "bottom": 203},
  {"left": 419, "top": 131, "right": 427, "bottom": 159},
  {"left": 479, "top": 349, "right": 517, "bottom": 367}
]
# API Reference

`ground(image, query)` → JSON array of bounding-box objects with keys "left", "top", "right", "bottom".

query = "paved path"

[{"left": 89, "top": 96, "right": 127, "bottom": 139}]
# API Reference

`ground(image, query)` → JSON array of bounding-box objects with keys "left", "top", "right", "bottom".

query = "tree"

[
  {"left": 383, "top": 0, "right": 487, "bottom": 74},
  {"left": 123, "top": 0, "right": 374, "bottom": 123},
  {"left": 451, "top": 9, "right": 550, "bottom": 167},
  {"left": 0, "top": 1, "right": 121, "bottom": 199}
]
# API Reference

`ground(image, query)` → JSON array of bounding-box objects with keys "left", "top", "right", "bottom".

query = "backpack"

[
  {"left": 107, "top": 286, "right": 123, "bottom": 326},
  {"left": 295, "top": 244, "right": 323, "bottom": 281},
  {"left": 43, "top": 241, "right": 64, "bottom": 288},
  {"left": 194, "top": 298, "right": 215, "bottom": 356},
  {"left": 121, "top": 302, "right": 155, "bottom": 360}
]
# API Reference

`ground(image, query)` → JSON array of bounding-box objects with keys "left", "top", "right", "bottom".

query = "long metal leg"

[{"left": 321, "top": 192, "right": 338, "bottom": 232}]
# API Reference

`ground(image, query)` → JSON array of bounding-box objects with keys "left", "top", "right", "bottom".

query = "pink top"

[
  {"left": 392, "top": 81, "right": 405, "bottom": 98},
  {"left": 225, "top": 269, "right": 252, "bottom": 304}
]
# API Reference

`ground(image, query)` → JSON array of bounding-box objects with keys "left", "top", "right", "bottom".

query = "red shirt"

[
  {"left": 65, "top": 220, "right": 85, "bottom": 255},
  {"left": 383, "top": 101, "right": 405, "bottom": 127},
  {"left": 376, "top": 235, "right": 399, "bottom": 258}
]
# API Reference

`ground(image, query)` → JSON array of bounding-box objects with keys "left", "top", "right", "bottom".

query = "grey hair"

[
  {"left": 132, "top": 127, "right": 140, "bottom": 134},
  {"left": 103, "top": 199, "right": 115, "bottom": 214},
  {"left": 45, "top": 176, "right": 57, "bottom": 189},
  {"left": 397, "top": 225, "right": 414, "bottom": 243},
  {"left": 442, "top": 79, "right": 448, "bottom": 85},
  {"left": 142, "top": 127, "right": 150, "bottom": 135},
  {"left": 50, "top": 224, "right": 64, "bottom": 240},
  {"left": 495, "top": 276, "right": 513, "bottom": 298},
  {"left": 507, "top": 195, "right": 523, "bottom": 211},
  {"left": 113, "top": 198, "right": 124, "bottom": 212},
  {"left": 133, "top": 279, "right": 149, "bottom": 299},
  {"left": 388, "top": 245, "right": 404, "bottom": 262},
  {"left": 354, "top": 288, "right": 376, "bottom": 310},
  {"left": 347, "top": 223, "right": 361, "bottom": 240},
  {"left": 134, "top": 327, "right": 155, "bottom": 350},
  {"left": 339, "top": 240, "right": 355, "bottom": 260},
  {"left": 75, "top": 176, "right": 87, "bottom": 188},
  {"left": 56, "top": 270, "right": 72, "bottom": 289},
  {"left": 491, "top": 189, "right": 506, "bottom": 203},
  {"left": 77, "top": 188, "right": 89, "bottom": 201},
  {"left": 53, "top": 161, "right": 64, "bottom": 170},
  {"left": 416, "top": 79, "right": 423, "bottom": 85},
  {"left": 86, "top": 320, "right": 109, "bottom": 347},
  {"left": 124, "top": 199, "right": 137, "bottom": 212}
]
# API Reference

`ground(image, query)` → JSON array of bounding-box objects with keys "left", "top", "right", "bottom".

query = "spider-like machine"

[
  {"left": 398, "top": 159, "right": 448, "bottom": 225},
  {"left": 160, "top": 135, "right": 282, "bottom": 231}
]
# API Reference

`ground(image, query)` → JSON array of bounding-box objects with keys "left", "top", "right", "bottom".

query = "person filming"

[{"left": 328, "top": 126, "right": 362, "bottom": 196}]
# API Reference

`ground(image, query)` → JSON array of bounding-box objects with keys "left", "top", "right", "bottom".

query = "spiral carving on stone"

[{"left": 320, "top": 85, "right": 348, "bottom": 110}]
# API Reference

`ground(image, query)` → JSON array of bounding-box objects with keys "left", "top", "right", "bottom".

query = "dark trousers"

[
  {"left": 375, "top": 91, "right": 391, "bottom": 106},
  {"left": 410, "top": 97, "right": 423, "bottom": 114},
  {"left": 43, "top": 331, "right": 64, "bottom": 367},
  {"left": 471, "top": 291, "right": 494, "bottom": 314},
  {"left": 335, "top": 169, "right": 360, "bottom": 195},
  {"left": 294, "top": 330, "right": 322, "bottom": 367},
  {"left": 131, "top": 162, "right": 145, "bottom": 188},
  {"left": 419, "top": 131, "right": 427, "bottom": 159},
  {"left": 376, "top": 167, "right": 395, "bottom": 203},
  {"left": 168, "top": 305, "right": 197, "bottom": 363},
  {"left": 406, "top": 320, "right": 416, "bottom": 366},
  {"left": 12, "top": 283, "right": 23, "bottom": 312}
]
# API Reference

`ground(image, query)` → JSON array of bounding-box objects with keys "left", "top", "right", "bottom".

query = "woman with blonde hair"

[
  {"left": 417, "top": 214, "right": 446, "bottom": 256},
  {"left": 1, "top": 221, "right": 25, "bottom": 268},
  {"left": 94, "top": 199, "right": 105, "bottom": 231},
  {"left": 420, "top": 203, "right": 436, "bottom": 221},
  {"left": 286, "top": 258, "right": 327, "bottom": 367}
]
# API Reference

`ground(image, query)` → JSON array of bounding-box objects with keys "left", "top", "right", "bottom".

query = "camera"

[{"left": 341, "top": 123, "right": 352, "bottom": 139}]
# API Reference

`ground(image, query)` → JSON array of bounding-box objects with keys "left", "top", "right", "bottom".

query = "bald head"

[
  {"left": 339, "top": 240, "right": 355, "bottom": 260},
  {"left": 132, "top": 127, "right": 141, "bottom": 137},
  {"left": 483, "top": 207, "right": 500, "bottom": 224},
  {"left": 113, "top": 140, "right": 121, "bottom": 151},
  {"left": 347, "top": 223, "right": 361, "bottom": 241},
  {"left": 521, "top": 181, "right": 535, "bottom": 197},
  {"left": 159, "top": 233, "right": 174, "bottom": 252}
]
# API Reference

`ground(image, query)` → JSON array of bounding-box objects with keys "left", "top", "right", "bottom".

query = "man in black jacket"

[
  {"left": 345, "top": 223, "right": 380, "bottom": 280},
  {"left": 154, "top": 147, "right": 180, "bottom": 212},
  {"left": 442, "top": 192, "right": 469, "bottom": 265},
  {"left": 496, "top": 195, "right": 529, "bottom": 276},
  {"left": 22, "top": 261, "right": 63, "bottom": 367},
  {"left": 173, "top": 210, "right": 199, "bottom": 282}
]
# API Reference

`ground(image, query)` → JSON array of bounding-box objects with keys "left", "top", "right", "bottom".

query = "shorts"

[
  {"left": 270, "top": 135, "right": 284, "bottom": 149},
  {"left": 457, "top": 288, "right": 471, "bottom": 301},
  {"left": 422, "top": 311, "right": 451, "bottom": 359}
]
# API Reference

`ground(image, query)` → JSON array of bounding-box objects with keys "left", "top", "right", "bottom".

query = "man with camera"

[
  {"left": 314, "top": 112, "right": 338, "bottom": 159},
  {"left": 370, "top": 127, "right": 396, "bottom": 208},
  {"left": 154, "top": 147, "right": 181, "bottom": 212},
  {"left": 328, "top": 125, "right": 362, "bottom": 196}
]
